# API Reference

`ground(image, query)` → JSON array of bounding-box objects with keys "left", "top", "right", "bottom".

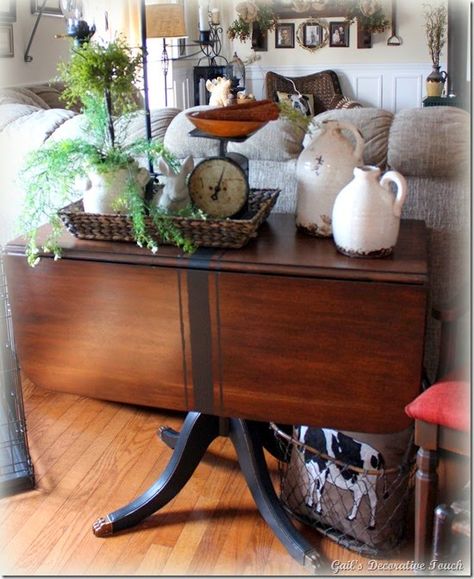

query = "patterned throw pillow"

[{"left": 276, "top": 91, "right": 315, "bottom": 117}]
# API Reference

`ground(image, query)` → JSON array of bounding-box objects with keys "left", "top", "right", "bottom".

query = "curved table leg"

[
  {"left": 229, "top": 418, "right": 326, "bottom": 572},
  {"left": 93, "top": 412, "right": 219, "bottom": 537},
  {"left": 158, "top": 421, "right": 292, "bottom": 460}
]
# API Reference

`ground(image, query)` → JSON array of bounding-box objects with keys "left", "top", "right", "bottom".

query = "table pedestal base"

[{"left": 92, "top": 412, "right": 323, "bottom": 571}]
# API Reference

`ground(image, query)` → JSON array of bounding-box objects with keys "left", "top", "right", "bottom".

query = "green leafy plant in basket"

[{"left": 19, "top": 35, "right": 195, "bottom": 267}]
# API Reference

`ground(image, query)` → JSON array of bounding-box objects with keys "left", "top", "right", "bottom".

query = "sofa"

[{"left": 0, "top": 83, "right": 469, "bottom": 381}]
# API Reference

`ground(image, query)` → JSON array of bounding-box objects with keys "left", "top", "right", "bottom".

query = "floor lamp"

[{"left": 145, "top": 3, "right": 187, "bottom": 107}]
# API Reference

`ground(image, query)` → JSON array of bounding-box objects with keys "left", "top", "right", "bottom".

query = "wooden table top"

[{"left": 6, "top": 214, "right": 428, "bottom": 285}]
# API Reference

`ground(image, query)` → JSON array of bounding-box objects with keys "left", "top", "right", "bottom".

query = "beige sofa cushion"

[
  {"left": 310, "top": 108, "right": 394, "bottom": 169},
  {"left": 27, "top": 83, "right": 69, "bottom": 110},
  {"left": 388, "top": 107, "right": 470, "bottom": 178},
  {"left": 227, "top": 118, "right": 305, "bottom": 161},
  {"left": 0, "top": 87, "right": 50, "bottom": 109},
  {"left": 122, "top": 108, "right": 181, "bottom": 144},
  {"left": 163, "top": 106, "right": 221, "bottom": 158}
]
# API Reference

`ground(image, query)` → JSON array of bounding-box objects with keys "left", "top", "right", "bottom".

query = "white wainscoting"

[
  {"left": 171, "top": 62, "right": 195, "bottom": 110},
  {"left": 243, "top": 63, "right": 431, "bottom": 112}
]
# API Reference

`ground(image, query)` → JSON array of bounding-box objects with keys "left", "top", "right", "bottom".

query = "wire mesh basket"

[
  {"left": 0, "top": 251, "right": 35, "bottom": 497},
  {"left": 271, "top": 423, "right": 415, "bottom": 558}
]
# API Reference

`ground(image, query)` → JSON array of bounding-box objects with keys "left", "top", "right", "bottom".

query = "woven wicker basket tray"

[{"left": 58, "top": 189, "right": 280, "bottom": 249}]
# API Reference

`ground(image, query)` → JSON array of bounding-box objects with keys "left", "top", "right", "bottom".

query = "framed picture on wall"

[
  {"left": 275, "top": 23, "right": 295, "bottom": 49},
  {"left": 329, "top": 21, "right": 350, "bottom": 47},
  {"left": 303, "top": 23, "right": 321, "bottom": 47},
  {"left": 0, "top": 1, "right": 16, "bottom": 22},
  {"left": 31, "top": 0, "right": 63, "bottom": 17},
  {"left": 296, "top": 19, "right": 328, "bottom": 52},
  {"left": 0, "top": 23, "right": 14, "bottom": 57}
]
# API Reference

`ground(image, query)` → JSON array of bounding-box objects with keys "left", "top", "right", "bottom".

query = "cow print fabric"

[{"left": 278, "top": 426, "right": 415, "bottom": 556}]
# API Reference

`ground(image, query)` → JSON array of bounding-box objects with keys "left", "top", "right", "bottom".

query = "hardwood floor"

[{"left": 0, "top": 378, "right": 419, "bottom": 576}]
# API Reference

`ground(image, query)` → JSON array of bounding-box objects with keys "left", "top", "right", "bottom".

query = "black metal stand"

[{"left": 92, "top": 412, "right": 324, "bottom": 572}]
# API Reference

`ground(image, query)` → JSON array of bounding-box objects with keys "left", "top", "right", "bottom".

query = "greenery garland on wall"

[
  {"left": 227, "top": 1, "right": 390, "bottom": 44},
  {"left": 227, "top": 2, "right": 277, "bottom": 42}
]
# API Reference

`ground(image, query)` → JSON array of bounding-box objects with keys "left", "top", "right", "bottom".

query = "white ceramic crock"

[
  {"left": 295, "top": 120, "right": 364, "bottom": 237},
  {"left": 332, "top": 165, "right": 408, "bottom": 258},
  {"left": 82, "top": 162, "right": 150, "bottom": 214}
]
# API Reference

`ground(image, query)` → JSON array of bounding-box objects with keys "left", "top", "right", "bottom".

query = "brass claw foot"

[
  {"left": 303, "top": 548, "right": 324, "bottom": 571},
  {"left": 92, "top": 515, "right": 113, "bottom": 537}
]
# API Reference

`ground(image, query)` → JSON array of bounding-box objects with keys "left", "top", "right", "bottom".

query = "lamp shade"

[{"left": 146, "top": 3, "right": 187, "bottom": 38}]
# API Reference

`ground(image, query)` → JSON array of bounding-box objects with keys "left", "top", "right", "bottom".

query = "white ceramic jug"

[
  {"left": 83, "top": 162, "right": 150, "bottom": 214},
  {"left": 332, "top": 165, "right": 407, "bottom": 258},
  {"left": 295, "top": 120, "right": 364, "bottom": 237}
]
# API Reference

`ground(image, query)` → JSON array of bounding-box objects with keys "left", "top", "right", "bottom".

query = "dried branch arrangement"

[{"left": 423, "top": 3, "right": 448, "bottom": 66}]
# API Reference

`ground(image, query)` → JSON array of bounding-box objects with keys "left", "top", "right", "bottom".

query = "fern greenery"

[{"left": 20, "top": 36, "right": 195, "bottom": 267}]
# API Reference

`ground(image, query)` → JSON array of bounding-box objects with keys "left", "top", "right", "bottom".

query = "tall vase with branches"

[{"left": 423, "top": 3, "right": 448, "bottom": 97}]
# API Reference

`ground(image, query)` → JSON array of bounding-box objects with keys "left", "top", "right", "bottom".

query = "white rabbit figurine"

[{"left": 156, "top": 156, "right": 194, "bottom": 212}]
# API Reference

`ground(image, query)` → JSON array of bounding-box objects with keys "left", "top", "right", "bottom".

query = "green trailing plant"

[
  {"left": 342, "top": 0, "right": 390, "bottom": 33},
  {"left": 423, "top": 3, "right": 447, "bottom": 66},
  {"left": 277, "top": 99, "right": 312, "bottom": 134},
  {"left": 19, "top": 138, "right": 189, "bottom": 266},
  {"left": 19, "top": 36, "right": 196, "bottom": 267},
  {"left": 227, "top": 1, "right": 277, "bottom": 42}
]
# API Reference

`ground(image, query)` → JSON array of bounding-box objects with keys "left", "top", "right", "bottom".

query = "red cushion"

[{"left": 405, "top": 380, "right": 470, "bottom": 432}]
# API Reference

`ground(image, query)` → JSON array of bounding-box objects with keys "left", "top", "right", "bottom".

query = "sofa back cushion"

[
  {"left": 387, "top": 107, "right": 469, "bottom": 178},
  {"left": 27, "top": 83, "right": 72, "bottom": 111},
  {"left": 163, "top": 106, "right": 221, "bottom": 158},
  {"left": 228, "top": 118, "right": 305, "bottom": 161},
  {"left": 389, "top": 107, "right": 470, "bottom": 382},
  {"left": 0, "top": 87, "right": 51, "bottom": 109}
]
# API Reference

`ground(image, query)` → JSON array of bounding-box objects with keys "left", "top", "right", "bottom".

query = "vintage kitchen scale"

[
  {"left": 185, "top": 101, "right": 279, "bottom": 219},
  {"left": 187, "top": 130, "right": 250, "bottom": 218}
]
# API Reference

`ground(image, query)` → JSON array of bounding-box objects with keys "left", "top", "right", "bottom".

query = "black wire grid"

[{"left": 0, "top": 251, "right": 35, "bottom": 497}]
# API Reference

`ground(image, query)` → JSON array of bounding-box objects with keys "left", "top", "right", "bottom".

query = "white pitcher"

[
  {"left": 296, "top": 120, "right": 365, "bottom": 237},
  {"left": 83, "top": 162, "right": 150, "bottom": 214},
  {"left": 332, "top": 165, "right": 407, "bottom": 258}
]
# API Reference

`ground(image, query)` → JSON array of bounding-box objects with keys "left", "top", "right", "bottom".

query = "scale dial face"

[{"left": 188, "top": 157, "right": 249, "bottom": 218}]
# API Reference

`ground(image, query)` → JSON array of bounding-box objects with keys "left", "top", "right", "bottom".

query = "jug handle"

[
  {"left": 380, "top": 170, "right": 407, "bottom": 218},
  {"left": 335, "top": 121, "right": 365, "bottom": 162}
]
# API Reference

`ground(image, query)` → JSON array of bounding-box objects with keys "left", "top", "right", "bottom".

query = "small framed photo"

[
  {"left": 275, "top": 23, "right": 295, "bottom": 49},
  {"left": 303, "top": 23, "right": 321, "bottom": 47},
  {"left": 329, "top": 21, "right": 350, "bottom": 47},
  {"left": 0, "top": 23, "right": 13, "bottom": 57},
  {"left": 0, "top": 0, "right": 16, "bottom": 22},
  {"left": 31, "top": 0, "right": 63, "bottom": 17}
]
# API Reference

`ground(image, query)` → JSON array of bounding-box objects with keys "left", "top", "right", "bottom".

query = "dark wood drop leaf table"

[{"left": 4, "top": 214, "right": 429, "bottom": 571}]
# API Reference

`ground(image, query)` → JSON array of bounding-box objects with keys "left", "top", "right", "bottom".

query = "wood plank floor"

[{"left": 0, "top": 378, "right": 420, "bottom": 576}]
